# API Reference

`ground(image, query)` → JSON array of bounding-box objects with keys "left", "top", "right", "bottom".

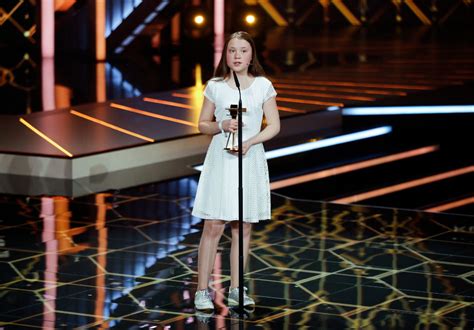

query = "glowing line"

[
  {"left": 273, "top": 83, "right": 407, "bottom": 96},
  {"left": 343, "top": 105, "right": 474, "bottom": 115},
  {"left": 171, "top": 92, "right": 307, "bottom": 114},
  {"left": 279, "top": 90, "right": 375, "bottom": 101},
  {"left": 425, "top": 196, "right": 474, "bottom": 213},
  {"left": 270, "top": 146, "right": 439, "bottom": 190},
  {"left": 143, "top": 97, "right": 194, "bottom": 109},
  {"left": 193, "top": 126, "right": 392, "bottom": 171},
  {"left": 266, "top": 126, "right": 392, "bottom": 160},
  {"left": 332, "top": 166, "right": 474, "bottom": 204},
  {"left": 19, "top": 118, "right": 73, "bottom": 157},
  {"left": 110, "top": 103, "right": 197, "bottom": 127},
  {"left": 277, "top": 96, "right": 343, "bottom": 107},
  {"left": 70, "top": 110, "right": 154, "bottom": 142},
  {"left": 274, "top": 78, "right": 432, "bottom": 90}
]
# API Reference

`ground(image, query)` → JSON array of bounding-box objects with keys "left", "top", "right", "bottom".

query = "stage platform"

[{"left": 2, "top": 52, "right": 472, "bottom": 197}]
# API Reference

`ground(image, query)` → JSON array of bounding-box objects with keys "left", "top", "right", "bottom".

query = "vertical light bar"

[
  {"left": 214, "top": 0, "right": 225, "bottom": 69},
  {"left": 41, "top": 0, "right": 55, "bottom": 58},
  {"left": 171, "top": 13, "right": 180, "bottom": 46},
  {"left": 42, "top": 58, "right": 56, "bottom": 111},
  {"left": 96, "top": 62, "right": 106, "bottom": 102},
  {"left": 96, "top": 0, "right": 106, "bottom": 60}
]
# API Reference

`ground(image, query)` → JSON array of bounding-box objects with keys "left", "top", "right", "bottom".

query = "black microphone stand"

[{"left": 233, "top": 71, "right": 244, "bottom": 316}]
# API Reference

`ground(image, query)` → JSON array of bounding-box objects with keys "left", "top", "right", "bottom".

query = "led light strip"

[
  {"left": 273, "top": 83, "right": 407, "bottom": 96},
  {"left": 332, "top": 166, "right": 474, "bottom": 204},
  {"left": 19, "top": 118, "right": 73, "bottom": 157},
  {"left": 277, "top": 96, "right": 343, "bottom": 107},
  {"left": 270, "top": 145, "right": 439, "bottom": 190},
  {"left": 171, "top": 92, "right": 307, "bottom": 114},
  {"left": 273, "top": 78, "right": 432, "bottom": 90},
  {"left": 110, "top": 103, "right": 197, "bottom": 127},
  {"left": 193, "top": 126, "right": 392, "bottom": 171},
  {"left": 343, "top": 105, "right": 474, "bottom": 115},
  {"left": 425, "top": 196, "right": 474, "bottom": 213},
  {"left": 70, "top": 110, "right": 154, "bottom": 142},
  {"left": 266, "top": 126, "right": 392, "bottom": 160},
  {"left": 278, "top": 90, "right": 375, "bottom": 101},
  {"left": 143, "top": 97, "right": 193, "bottom": 109}
]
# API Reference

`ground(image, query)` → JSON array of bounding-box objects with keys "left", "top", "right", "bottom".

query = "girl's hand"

[
  {"left": 222, "top": 119, "right": 244, "bottom": 133},
  {"left": 231, "top": 140, "right": 253, "bottom": 155},
  {"left": 222, "top": 119, "right": 238, "bottom": 133}
]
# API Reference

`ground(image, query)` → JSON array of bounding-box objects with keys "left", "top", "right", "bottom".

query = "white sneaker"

[
  {"left": 194, "top": 289, "right": 214, "bottom": 310},
  {"left": 228, "top": 287, "right": 255, "bottom": 307}
]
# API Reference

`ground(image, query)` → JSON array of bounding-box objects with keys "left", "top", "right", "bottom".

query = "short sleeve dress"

[{"left": 192, "top": 76, "right": 277, "bottom": 223}]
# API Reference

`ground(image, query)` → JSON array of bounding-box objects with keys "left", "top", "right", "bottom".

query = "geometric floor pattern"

[{"left": 1, "top": 177, "right": 473, "bottom": 329}]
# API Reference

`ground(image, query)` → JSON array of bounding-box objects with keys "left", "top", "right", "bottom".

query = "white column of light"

[
  {"left": 41, "top": 0, "right": 56, "bottom": 111},
  {"left": 214, "top": 0, "right": 225, "bottom": 69}
]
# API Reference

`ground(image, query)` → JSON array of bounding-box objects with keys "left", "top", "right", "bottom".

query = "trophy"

[{"left": 224, "top": 104, "right": 246, "bottom": 151}]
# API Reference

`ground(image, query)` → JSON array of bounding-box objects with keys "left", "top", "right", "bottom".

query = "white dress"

[{"left": 192, "top": 76, "right": 277, "bottom": 223}]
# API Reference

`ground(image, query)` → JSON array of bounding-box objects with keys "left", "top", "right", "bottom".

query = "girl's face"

[{"left": 226, "top": 37, "right": 253, "bottom": 75}]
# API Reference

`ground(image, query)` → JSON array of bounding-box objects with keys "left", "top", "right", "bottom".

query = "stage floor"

[{"left": 0, "top": 181, "right": 473, "bottom": 329}]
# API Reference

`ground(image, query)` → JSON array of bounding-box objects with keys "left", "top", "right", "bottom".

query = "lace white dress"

[{"left": 192, "top": 76, "right": 277, "bottom": 223}]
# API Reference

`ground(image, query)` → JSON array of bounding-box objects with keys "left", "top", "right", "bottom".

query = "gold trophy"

[{"left": 224, "top": 104, "right": 246, "bottom": 151}]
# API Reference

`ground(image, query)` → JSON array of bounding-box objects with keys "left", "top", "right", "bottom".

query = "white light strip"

[
  {"left": 193, "top": 126, "right": 392, "bottom": 171},
  {"left": 343, "top": 105, "right": 474, "bottom": 115}
]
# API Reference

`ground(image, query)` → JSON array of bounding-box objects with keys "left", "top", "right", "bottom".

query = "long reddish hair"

[{"left": 213, "top": 31, "right": 265, "bottom": 80}]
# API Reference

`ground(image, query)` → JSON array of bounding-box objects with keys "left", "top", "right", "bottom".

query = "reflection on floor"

[{"left": 1, "top": 178, "right": 472, "bottom": 329}]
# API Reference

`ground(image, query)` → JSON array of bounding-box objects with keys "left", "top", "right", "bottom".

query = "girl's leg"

[
  {"left": 197, "top": 220, "right": 226, "bottom": 290},
  {"left": 229, "top": 221, "right": 252, "bottom": 288}
]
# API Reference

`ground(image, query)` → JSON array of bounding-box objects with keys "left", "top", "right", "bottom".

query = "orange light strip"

[
  {"left": 278, "top": 90, "right": 375, "bottom": 101},
  {"left": 425, "top": 196, "right": 474, "bottom": 213},
  {"left": 270, "top": 146, "right": 439, "bottom": 190},
  {"left": 273, "top": 83, "right": 407, "bottom": 96},
  {"left": 277, "top": 96, "right": 343, "bottom": 107},
  {"left": 171, "top": 92, "right": 307, "bottom": 114},
  {"left": 70, "top": 110, "right": 154, "bottom": 142},
  {"left": 19, "top": 118, "right": 73, "bottom": 157},
  {"left": 273, "top": 78, "right": 432, "bottom": 90},
  {"left": 332, "top": 166, "right": 474, "bottom": 204},
  {"left": 278, "top": 106, "right": 307, "bottom": 114},
  {"left": 143, "top": 97, "right": 194, "bottom": 109},
  {"left": 110, "top": 103, "right": 198, "bottom": 127}
]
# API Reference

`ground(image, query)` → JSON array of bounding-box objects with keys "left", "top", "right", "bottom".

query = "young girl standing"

[{"left": 192, "top": 31, "right": 280, "bottom": 310}]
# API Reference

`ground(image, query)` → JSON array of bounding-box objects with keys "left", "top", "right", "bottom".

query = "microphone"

[{"left": 233, "top": 70, "right": 240, "bottom": 88}]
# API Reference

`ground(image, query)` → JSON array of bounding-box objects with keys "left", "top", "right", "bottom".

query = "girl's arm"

[
  {"left": 197, "top": 97, "right": 219, "bottom": 135},
  {"left": 198, "top": 96, "right": 238, "bottom": 135},
  {"left": 239, "top": 96, "right": 280, "bottom": 155}
]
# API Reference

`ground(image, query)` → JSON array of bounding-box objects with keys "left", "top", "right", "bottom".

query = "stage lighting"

[
  {"left": 193, "top": 14, "right": 205, "bottom": 26},
  {"left": 245, "top": 14, "right": 256, "bottom": 25}
]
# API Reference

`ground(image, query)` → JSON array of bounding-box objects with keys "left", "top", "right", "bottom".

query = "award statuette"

[{"left": 224, "top": 104, "right": 246, "bottom": 151}]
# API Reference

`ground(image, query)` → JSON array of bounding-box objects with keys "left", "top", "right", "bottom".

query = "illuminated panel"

[
  {"left": 343, "top": 105, "right": 474, "bottom": 115},
  {"left": 171, "top": 92, "right": 306, "bottom": 114},
  {"left": 270, "top": 146, "right": 439, "bottom": 190},
  {"left": 266, "top": 126, "right": 392, "bottom": 160},
  {"left": 333, "top": 166, "right": 474, "bottom": 204},
  {"left": 273, "top": 83, "right": 407, "bottom": 96},
  {"left": 143, "top": 97, "right": 194, "bottom": 109},
  {"left": 193, "top": 126, "right": 392, "bottom": 171},
  {"left": 274, "top": 78, "right": 432, "bottom": 90},
  {"left": 70, "top": 110, "right": 154, "bottom": 142},
  {"left": 425, "top": 196, "right": 474, "bottom": 213},
  {"left": 277, "top": 96, "right": 343, "bottom": 107},
  {"left": 19, "top": 118, "right": 73, "bottom": 157},
  {"left": 110, "top": 103, "right": 197, "bottom": 127},
  {"left": 279, "top": 90, "right": 375, "bottom": 101}
]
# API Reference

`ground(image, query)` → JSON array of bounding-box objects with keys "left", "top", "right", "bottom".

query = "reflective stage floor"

[{"left": 1, "top": 181, "right": 473, "bottom": 329}]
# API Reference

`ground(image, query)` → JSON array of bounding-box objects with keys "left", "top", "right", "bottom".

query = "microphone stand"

[{"left": 233, "top": 71, "right": 244, "bottom": 316}]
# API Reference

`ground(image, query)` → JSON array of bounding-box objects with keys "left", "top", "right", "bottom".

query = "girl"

[{"left": 192, "top": 31, "right": 280, "bottom": 310}]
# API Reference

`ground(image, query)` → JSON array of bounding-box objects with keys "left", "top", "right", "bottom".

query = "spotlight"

[
  {"left": 193, "top": 14, "right": 205, "bottom": 26},
  {"left": 245, "top": 14, "right": 256, "bottom": 25}
]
